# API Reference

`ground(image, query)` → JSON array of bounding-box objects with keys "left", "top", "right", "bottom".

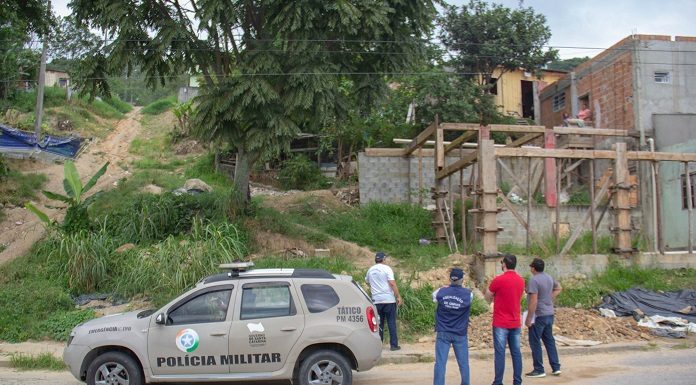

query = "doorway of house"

[{"left": 521, "top": 80, "right": 534, "bottom": 119}]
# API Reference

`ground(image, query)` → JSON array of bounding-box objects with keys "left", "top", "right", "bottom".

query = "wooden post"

[
  {"left": 478, "top": 140, "right": 499, "bottom": 279},
  {"left": 526, "top": 157, "right": 532, "bottom": 252},
  {"left": 590, "top": 160, "right": 597, "bottom": 253},
  {"left": 460, "top": 145, "right": 467, "bottom": 252},
  {"left": 34, "top": 38, "right": 48, "bottom": 137},
  {"left": 433, "top": 115, "right": 447, "bottom": 245},
  {"left": 544, "top": 129, "right": 557, "bottom": 207},
  {"left": 685, "top": 162, "right": 693, "bottom": 254},
  {"left": 654, "top": 161, "right": 664, "bottom": 253},
  {"left": 555, "top": 158, "right": 561, "bottom": 254},
  {"left": 418, "top": 149, "right": 423, "bottom": 206},
  {"left": 613, "top": 143, "right": 632, "bottom": 257}
]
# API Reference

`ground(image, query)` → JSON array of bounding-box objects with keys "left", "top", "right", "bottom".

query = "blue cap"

[
  {"left": 450, "top": 268, "right": 464, "bottom": 281},
  {"left": 375, "top": 252, "right": 387, "bottom": 262}
]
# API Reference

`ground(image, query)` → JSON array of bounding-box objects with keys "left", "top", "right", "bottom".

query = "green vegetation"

[
  {"left": 278, "top": 154, "right": 330, "bottom": 191},
  {"left": 10, "top": 353, "right": 66, "bottom": 371},
  {"left": 104, "top": 96, "right": 133, "bottom": 114},
  {"left": 0, "top": 169, "right": 48, "bottom": 207},
  {"left": 499, "top": 232, "right": 614, "bottom": 258},
  {"left": 37, "top": 309, "right": 96, "bottom": 341},
  {"left": 26, "top": 161, "right": 109, "bottom": 234},
  {"left": 141, "top": 96, "right": 177, "bottom": 115},
  {"left": 557, "top": 264, "right": 696, "bottom": 309}
]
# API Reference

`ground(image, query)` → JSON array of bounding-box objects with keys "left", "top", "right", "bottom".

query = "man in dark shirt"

[
  {"left": 525, "top": 257, "right": 562, "bottom": 378},
  {"left": 432, "top": 267, "right": 473, "bottom": 385}
]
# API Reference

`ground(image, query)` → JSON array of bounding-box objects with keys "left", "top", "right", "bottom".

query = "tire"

[
  {"left": 86, "top": 351, "right": 143, "bottom": 385},
  {"left": 297, "top": 350, "right": 352, "bottom": 385}
]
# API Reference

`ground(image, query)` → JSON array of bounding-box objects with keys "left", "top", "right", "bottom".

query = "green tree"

[
  {"left": 71, "top": 0, "right": 437, "bottom": 208},
  {"left": 547, "top": 56, "right": 590, "bottom": 72},
  {"left": 439, "top": 0, "right": 558, "bottom": 88}
]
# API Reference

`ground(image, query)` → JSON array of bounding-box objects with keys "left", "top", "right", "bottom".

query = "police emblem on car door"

[
  {"left": 228, "top": 281, "right": 305, "bottom": 373},
  {"left": 147, "top": 285, "right": 234, "bottom": 376}
]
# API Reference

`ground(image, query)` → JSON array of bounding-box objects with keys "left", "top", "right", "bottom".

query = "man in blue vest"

[{"left": 432, "top": 267, "right": 473, "bottom": 385}]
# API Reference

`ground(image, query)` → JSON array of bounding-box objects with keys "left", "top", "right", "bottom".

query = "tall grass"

[
  {"left": 0, "top": 170, "right": 48, "bottom": 206},
  {"left": 104, "top": 96, "right": 133, "bottom": 114},
  {"left": 141, "top": 95, "right": 177, "bottom": 115},
  {"left": 88, "top": 98, "right": 124, "bottom": 119},
  {"left": 11, "top": 353, "right": 66, "bottom": 371},
  {"left": 109, "top": 221, "right": 248, "bottom": 304}
]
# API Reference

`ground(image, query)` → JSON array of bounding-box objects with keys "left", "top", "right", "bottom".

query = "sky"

[{"left": 52, "top": 0, "right": 696, "bottom": 59}]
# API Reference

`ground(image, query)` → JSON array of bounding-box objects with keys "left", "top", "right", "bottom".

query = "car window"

[
  {"left": 241, "top": 283, "right": 296, "bottom": 320},
  {"left": 168, "top": 289, "right": 232, "bottom": 325},
  {"left": 301, "top": 284, "right": 340, "bottom": 313}
]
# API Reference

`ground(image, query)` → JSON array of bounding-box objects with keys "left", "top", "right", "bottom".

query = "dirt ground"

[{"left": 0, "top": 108, "right": 142, "bottom": 264}]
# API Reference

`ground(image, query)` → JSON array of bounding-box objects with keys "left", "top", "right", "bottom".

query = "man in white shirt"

[{"left": 365, "top": 252, "right": 403, "bottom": 351}]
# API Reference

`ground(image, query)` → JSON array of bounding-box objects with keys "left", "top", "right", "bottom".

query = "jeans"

[
  {"left": 376, "top": 302, "right": 398, "bottom": 348},
  {"left": 528, "top": 315, "right": 561, "bottom": 373},
  {"left": 433, "top": 332, "right": 470, "bottom": 385},
  {"left": 492, "top": 327, "right": 522, "bottom": 385}
]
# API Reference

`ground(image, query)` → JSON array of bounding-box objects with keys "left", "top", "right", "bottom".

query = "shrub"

[
  {"left": 278, "top": 154, "right": 328, "bottom": 190},
  {"left": 0, "top": 155, "right": 9, "bottom": 180},
  {"left": 141, "top": 95, "right": 177, "bottom": 115},
  {"left": 89, "top": 99, "right": 124, "bottom": 119},
  {"left": 104, "top": 96, "right": 133, "bottom": 114},
  {"left": 98, "top": 192, "right": 229, "bottom": 244},
  {"left": 36, "top": 309, "right": 96, "bottom": 341}
]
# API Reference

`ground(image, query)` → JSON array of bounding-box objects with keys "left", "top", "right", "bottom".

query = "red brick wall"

[{"left": 540, "top": 87, "right": 571, "bottom": 129}]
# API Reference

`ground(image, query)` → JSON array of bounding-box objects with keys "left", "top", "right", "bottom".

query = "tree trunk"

[{"left": 232, "top": 148, "right": 260, "bottom": 213}]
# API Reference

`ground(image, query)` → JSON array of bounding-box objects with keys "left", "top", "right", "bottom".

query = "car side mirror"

[{"left": 155, "top": 313, "right": 166, "bottom": 325}]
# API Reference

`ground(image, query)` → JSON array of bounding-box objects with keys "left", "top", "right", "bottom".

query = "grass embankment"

[{"left": 141, "top": 95, "right": 177, "bottom": 115}]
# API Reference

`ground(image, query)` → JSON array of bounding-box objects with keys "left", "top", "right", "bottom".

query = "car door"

[
  {"left": 147, "top": 285, "right": 235, "bottom": 376},
  {"left": 227, "top": 280, "right": 304, "bottom": 373}
]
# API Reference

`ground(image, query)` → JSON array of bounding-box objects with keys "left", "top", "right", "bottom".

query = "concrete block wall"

[
  {"left": 496, "top": 205, "right": 642, "bottom": 245},
  {"left": 359, "top": 152, "right": 473, "bottom": 204}
]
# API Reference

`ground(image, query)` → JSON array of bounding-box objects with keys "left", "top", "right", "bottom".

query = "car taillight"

[{"left": 366, "top": 306, "right": 377, "bottom": 333}]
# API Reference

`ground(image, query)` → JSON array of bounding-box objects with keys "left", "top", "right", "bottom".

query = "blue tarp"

[{"left": 0, "top": 123, "right": 82, "bottom": 158}]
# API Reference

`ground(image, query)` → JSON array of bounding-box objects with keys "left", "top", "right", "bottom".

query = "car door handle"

[
  {"left": 210, "top": 332, "right": 227, "bottom": 337},
  {"left": 280, "top": 327, "right": 297, "bottom": 332}
]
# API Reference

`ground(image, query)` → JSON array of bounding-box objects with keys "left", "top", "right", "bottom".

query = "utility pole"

[
  {"left": 34, "top": 38, "right": 48, "bottom": 138},
  {"left": 34, "top": 0, "right": 51, "bottom": 138}
]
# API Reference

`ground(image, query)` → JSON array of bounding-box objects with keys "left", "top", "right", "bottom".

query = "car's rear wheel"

[
  {"left": 297, "top": 350, "right": 352, "bottom": 385},
  {"left": 86, "top": 351, "right": 143, "bottom": 385}
]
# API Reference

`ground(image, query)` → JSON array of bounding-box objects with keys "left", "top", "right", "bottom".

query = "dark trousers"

[
  {"left": 376, "top": 302, "right": 398, "bottom": 348},
  {"left": 528, "top": 315, "right": 561, "bottom": 373}
]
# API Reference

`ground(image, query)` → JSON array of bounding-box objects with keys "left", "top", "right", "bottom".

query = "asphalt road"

[{"left": 0, "top": 346, "right": 693, "bottom": 385}]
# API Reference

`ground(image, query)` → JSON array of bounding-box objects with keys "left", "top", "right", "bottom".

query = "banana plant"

[{"left": 26, "top": 161, "right": 109, "bottom": 233}]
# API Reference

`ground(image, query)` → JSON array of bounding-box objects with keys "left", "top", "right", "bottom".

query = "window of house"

[
  {"left": 168, "top": 289, "right": 232, "bottom": 325},
  {"left": 488, "top": 77, "right": 498, "bottom": 95},
  {"left": 654, "top": 71, "right": 671, "bottom": 84},
  {"left": 552, "top": 92, "right": 566, "bottom": 112},
  {"left": 301, "top": 284, "right": 340, "bottom": 313},
  {"left": 682, "top": 172, "right": 696, "bottom": 209},
  {"left": 58, "top": 78, "right": 68, "bottom": 87},
  {"left": 241, "top": 283, "right": 296, "bottom": 320}
]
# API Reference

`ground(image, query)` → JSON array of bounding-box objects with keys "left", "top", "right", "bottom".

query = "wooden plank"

[
  {"left": 495, "top": 147, "right": 696, "bottom": 162},
  {"left": 444, "top": 130, "right": 477, "bottom": 153},
  {"left": 418, "top": 149, "right": 423, "bottom": 206},
  {"left": 545, "top": 130, "right": 557, "bottom": 208},
  {"left": 553, "top": 127, "right": 629, "bottom": 136},
  {"left": 436, "top": 126, "right": 445, "bottom": 170},
  {"left": 460, "top": 145, "right": 467, "bottom": 252},
  {"left": 590, "top": 160, "right": 597, "bottom": 253},
  {"left": 559, "top": 169, "right": 612, "bottom": 256},
  {"left": 365, "top": 148, "right": 412, "bottom": 157},
  {"left": 508, "top": 132, "right": 543, "bottom": 148},
  {"left": 497, "top": 158, "right": 529, "bottom": 197},
  {"left": 441, "top": 123, "right": 546, "bottom": 133},
  {"left": 479, "top": 140, "right": 498, "bottom": 256},
  {"left": 686, "top": 162, "right": 693, "bottom": 254},
  {"left": 403, "top": 121, "right": 437, "bottom": 156},
  {"left": 526, "top": 157, "right": 532, "bottom": 252},
  {"left": 498, "top": 191, "right": 550, "bottom": 255},
  {"left": 438, "top": 152, "right": 477, "bottom": 180},
  {"left": 613, "top": 143, "right": 632, "bottom": 255}
]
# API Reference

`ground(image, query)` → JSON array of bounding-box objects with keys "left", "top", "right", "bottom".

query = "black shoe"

[
  {"left": 525, "top": 371, "right": 546, "bottom": 378},
  {"left": 390, "top": 346, "right": 401, "bottom": 351}
]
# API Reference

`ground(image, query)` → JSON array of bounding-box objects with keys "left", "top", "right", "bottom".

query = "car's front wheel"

[
  {"left": 297, "top": 350, "right": 352, "bottom": 385},
  {"left": 86, "top": 351, "right": 143, "bottom": 385}
]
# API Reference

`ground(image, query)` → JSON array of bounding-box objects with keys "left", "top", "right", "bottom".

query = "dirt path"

[{"left": 0, "top": 108, "right": 143, "bottom": 264}]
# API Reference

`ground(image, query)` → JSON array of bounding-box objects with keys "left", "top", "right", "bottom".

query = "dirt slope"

[{"left": 0, "top": 108, "right": 142, "bottom": 264}]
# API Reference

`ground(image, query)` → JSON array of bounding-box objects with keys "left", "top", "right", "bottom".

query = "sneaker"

[
  {"left": 525, "top": 371, "right": 546, "bottom": 378},
  {"left": 389, "top": 346, "right": 401, "bottom": 351},
  {"left": 552, "top": 370, "right": 562, "bottom": 376}
]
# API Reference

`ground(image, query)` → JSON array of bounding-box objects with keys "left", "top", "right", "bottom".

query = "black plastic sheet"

[{"left": 599, "top": 287, "right": 696, "bottom": 323}]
